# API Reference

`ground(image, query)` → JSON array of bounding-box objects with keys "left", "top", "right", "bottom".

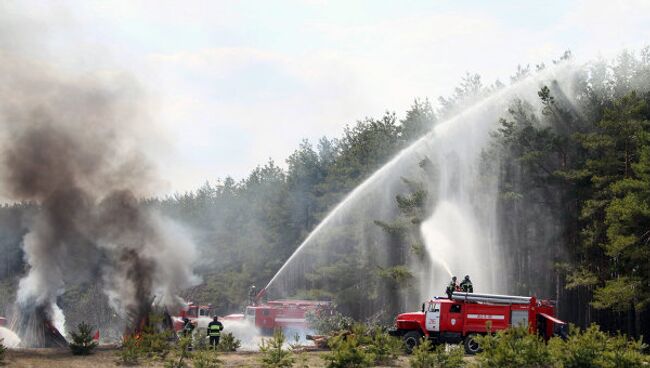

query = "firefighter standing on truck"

[
  {"left": 249, "top": 285, "right": 257, "bottom": 305},
  {"left": 446, "top": 276, "right": 460, "bottom": 298},
  {"left": 208, "top": 316, "right": 224, "bottom": 349},
  {"left": 460, "top": 275, "right": 473, "bottom": 293}
]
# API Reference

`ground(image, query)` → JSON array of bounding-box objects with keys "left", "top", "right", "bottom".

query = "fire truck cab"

[
  {"left": 172, "top": 302, "right": 214, "bottom": 332},
  {"left": 390, "top": 292, "right": 566, "bottom": 354}
]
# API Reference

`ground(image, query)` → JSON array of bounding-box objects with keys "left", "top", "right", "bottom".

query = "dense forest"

[{"left": 0, "top": 49, "right": 648, "bottom": 339}]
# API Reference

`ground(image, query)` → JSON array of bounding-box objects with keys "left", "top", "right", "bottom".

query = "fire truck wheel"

[
  {"left": 463, "top": 334, "right": 482, "bottom": 355},
  {"left": 403, "top": 331, "right": 422, "bottom": 353}
]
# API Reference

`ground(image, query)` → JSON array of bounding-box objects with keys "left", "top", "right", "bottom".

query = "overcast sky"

[{"left": 2, "top": 0, "right": 650, "bottom": 195}]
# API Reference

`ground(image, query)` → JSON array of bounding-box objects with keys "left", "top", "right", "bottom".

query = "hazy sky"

[{"left": 2, "top": 0, "right": 650, "bottom": 195}]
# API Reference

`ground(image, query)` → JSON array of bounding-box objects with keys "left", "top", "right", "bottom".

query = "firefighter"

[
  {"left": 249, "top": 285, "right": 257, "bottom": 305},
  {"left": 182, "top": 317, "right": 195, "bottom": 349},
  {"left": 182, "top": 317, "right": 195, "bottom": 337},
  {"left": 446, "top": 276, "right": 460, "bottom": 298},
  {"left": 207, "top": 316, "right": 224, "bottom": 349},
  {"left": 460, "top": 275, "right": 473, "bottom": 293}
]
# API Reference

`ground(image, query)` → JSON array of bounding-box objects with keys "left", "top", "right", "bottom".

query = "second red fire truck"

[
  {"left": 244, "top": 299, "right": 331, "bottom": 335},
  {"left": 173, "top": 296, "right": 331, "bottom": 335},
  {"left": 390, "top": 291, "right": 567, "bottom": 354}
]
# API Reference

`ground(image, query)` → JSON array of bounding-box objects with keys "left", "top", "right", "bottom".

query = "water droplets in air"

[{"left": 265, "top": 63, "right": 579, "bottom": 314}]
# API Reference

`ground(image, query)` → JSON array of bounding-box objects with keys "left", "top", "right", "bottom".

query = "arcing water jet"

[{"left": 264, "top": 63, "right": 580, "bottom": 312}]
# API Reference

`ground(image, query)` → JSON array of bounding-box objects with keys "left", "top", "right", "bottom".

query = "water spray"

[{"left": 264, "top": 62, "right": 578, "bottom": 302}]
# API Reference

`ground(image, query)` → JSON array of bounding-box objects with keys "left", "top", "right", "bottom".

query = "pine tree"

[
  {"left": 68, "top": 322, "right": 98, "bottom": 355},
  {"left": 259, "top": 330, "right": 294, "bottom": 368}
]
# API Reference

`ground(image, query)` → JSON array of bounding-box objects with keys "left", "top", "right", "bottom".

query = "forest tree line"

[{"left": 0, "top": 49, "right": 648, "bottom": 339}]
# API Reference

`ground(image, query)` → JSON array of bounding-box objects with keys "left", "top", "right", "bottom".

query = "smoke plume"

[{"left": 0, "top": 54, "right": 199, "bottom": 346}]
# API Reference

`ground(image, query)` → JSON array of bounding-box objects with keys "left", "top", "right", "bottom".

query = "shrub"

[
  {"left": 548, "top": 324, "right": 649, "bottom": 368},
  {"left": 409, "top": 338, "right": 435, "bottom": 368},
  {"left": 217, "top": 332, "right": 241, "bottom": 352},
  {"left": 116, "top": 337, "right": 140, "bottom": 366},
  {"left": 409, "top": 339, "right": 465, "bottom": 368},
  {"left": 474, "top": 325, "right": 551, "bottom": 368},
  {"left": 68, "top": 321, "right": 98, "bottom": 356},
  {"left": 432, "top": 344, "right": 465, "bottom": 368},
  {"left": 192, "top": 350, "right": 222, "bottom": 368},
  {"left": 165, "top": 336, "right": 192, "bottom": 368},
  {"left": 259, "top": 329, "right": 295, "bottom": 368},
  {"left": 321, "top": 323, "right": 407, "bottom": 367},
  {"left": 322, "top": 333, "right": 374, "bottom": 368},
  {"left": 115, "top": 325, "right": 174, "bottom": 365},
  {"left": 366, "top": 328, "right": 403, "bottom": 365},
  {"left": 138, "top": 326, "right": 172, "bottom": 358},
  {"left": 602, "top": 333, "right": 649, "bottom": 368}
]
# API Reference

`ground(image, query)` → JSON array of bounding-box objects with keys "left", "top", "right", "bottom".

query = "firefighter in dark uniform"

[
  {"left": 182, "top": 317, "right": 195, "bottom": 350},
  {"left": 182, "top": 317, "right": 195, "bottom": 337},
  {"left": 249, "top": 285, "right": 257, "bottom": 305},
  {"left": 207, "top": 316, "right": 224, "bottom": 349},
  {"left": 460, "top": 275, "right": 473, "bottom": 293},
  {"left": 446, "top": 276, "right": 460, "bottom": 298}
]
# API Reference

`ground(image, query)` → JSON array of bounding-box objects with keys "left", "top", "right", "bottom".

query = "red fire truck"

[
  {"left": 245, "top": 299, "right": 331, "bottom": 335},
  {"left": 390, "top": 292, "right": 567, "bottom": 354}
]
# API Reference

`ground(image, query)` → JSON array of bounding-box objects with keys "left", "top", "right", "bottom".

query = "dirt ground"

[{"left": 3, "top": 347, "right": 418, "bottom": 367}]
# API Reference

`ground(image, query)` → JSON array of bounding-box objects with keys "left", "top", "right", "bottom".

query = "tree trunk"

[{"left": 628, "top": 302, "right": 636, "bottom": 337}]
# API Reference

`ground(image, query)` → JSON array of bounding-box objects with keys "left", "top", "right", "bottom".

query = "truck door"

[{"left": 425, "top": 302, "right": 441, "bottom": 332}]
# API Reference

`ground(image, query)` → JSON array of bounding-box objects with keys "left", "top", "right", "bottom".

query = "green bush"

[
  {"left": 602, "top": 333, "right": 649, "bottom": 368},
  {"left": 165, "top": 336, "right": 192, "bottom": 368},
  {"left": 115, "top": 325, "right": 174, "bottom": 365},
  {"left": 548, "top": 324, "right": 649, "bottom": 368},
  {"left": 115, "top": 337, "right": 140, "bottom": 366},
  {"left": 322, "top": 323, "right": 407, "bottom": 367},
  {"left": 259, "top": 329, "right": 295, "bottom": 368},
  {"left": 68, "top": 321, "right": 98, "bottom": 356},
  {"left": 138, "top": 326, "right": 172, "bottom": 358},
  {"left": 474, "top": 325, "right": 551, "bottom": 368},
  {"left": 409, "top": 338, "right": 436, "bottom": 368},
  {"left": 217, "top": 332, "right": 241, "bottom": 352},
  {"left": 192, "top": 350, "right": 222, "bottom": 368},
  {"left": 409, "top": 339, "right": 465, "bottom": 368},
  {"left": 322, "top": 333, "right": 374, "bottom": 368},
  {"left": 366, "top": 328, "right": 403, "bottom": 365}
]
